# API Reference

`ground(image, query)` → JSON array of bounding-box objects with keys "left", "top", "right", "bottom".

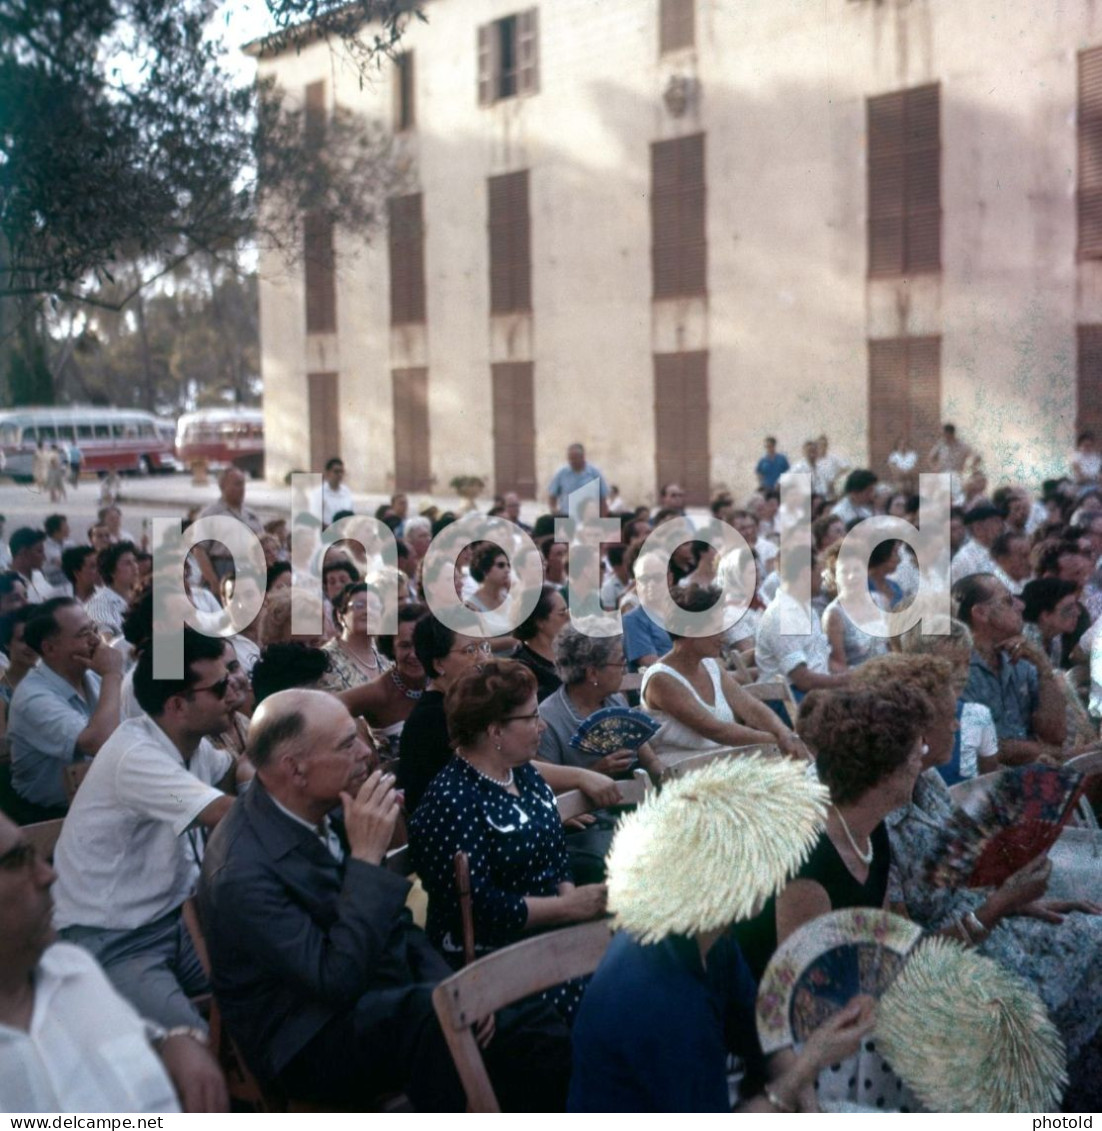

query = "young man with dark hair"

[
  {"left": 51, "top": 626, "right": 250, "bottom": 1031},
  {"left": 8, "top": 527, "right": 54, "bottom": 603},
  {"left": 8, "top": 597, "right": 124, "bottom": 816}
]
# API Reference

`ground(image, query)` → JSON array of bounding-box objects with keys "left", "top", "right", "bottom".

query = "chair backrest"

[
  {"left": 661, "top": 743, "right": 779, "bottom": 780},
  {"left": 432, "top": 920, "right": 614, "bottom": 1112},
  {"left": 554, "top": 770, "right": 651, "bottom": 823},
  {"left": 23, "top": 818, "right": 64, "bottom": 861},
  {"left": 63, "top": 761, "right": 92, "bottom": 803},
  {"left": 618, "top": 671, "right": 642, "bottom": 693},
  {"left": 1065, "top": 749, "right": 1102, "bottom": 777},
  {"left": 740, "top": 679, "right": 797, "bottom": 709}
]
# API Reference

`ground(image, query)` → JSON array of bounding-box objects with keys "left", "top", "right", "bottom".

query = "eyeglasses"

[
  {"left": 0, "top": 841, "right": 38, "bottom": 871},
  {"left": 189, "top": 675, "right": 230, "bottom": 700},
  {"left": 451, "top": 642, "right": 493, "bottom": 657},
  {"left": 501, "top": 712, "right": 541, "bottom": 724}
]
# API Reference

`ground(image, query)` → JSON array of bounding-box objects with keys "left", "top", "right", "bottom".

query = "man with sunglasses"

[{"left": 50, "top": 627, "right": 252, "bottom": 1032}]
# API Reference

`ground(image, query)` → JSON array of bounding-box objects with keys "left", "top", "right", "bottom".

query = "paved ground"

[{"left": 0, "top": 472, "right": 542, "bottom": 541}]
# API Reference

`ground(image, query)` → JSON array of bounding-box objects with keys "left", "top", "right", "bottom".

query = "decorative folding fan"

[
  {"left": 569, "top": 706, "right": 661, "bottom": 756},
  {"left": 756, "top": 908, "right": 922, "bottom": 1054},
  {"left": 926, "top": 765, "right": 1085, "bottom": 890}
]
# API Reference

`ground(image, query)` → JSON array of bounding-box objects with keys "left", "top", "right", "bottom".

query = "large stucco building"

[{"left": 250, "top": 0, "right": 1102, "bottom": 503}]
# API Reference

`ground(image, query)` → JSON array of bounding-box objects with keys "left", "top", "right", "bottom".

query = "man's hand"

[
  {"left": 341, "top": 770, "right": 401, "bottom": 865},
  {"left": 575, "top": 769, "right": 620, "bottom": 808},
  {"left": 1001, "top": 635, "right": 1051, "bottom": 672},
  {"left": 592, "top": 748, "right": 634, "bottom": 777},
  {"left": 83, "top": 639, "right": 125, "bottom": 678},
  {"left": 160, "top": 1034, "right": 229, "bottom": 1113}
]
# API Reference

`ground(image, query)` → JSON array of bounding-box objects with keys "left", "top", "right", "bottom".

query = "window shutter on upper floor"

[
  {"left": 651, "top": 133, "right": 706, "bottom": 299},
  {"left": 488, "top": 170, "right": 531, "bottom": 314},
  {"left": 388, "top": 193, "right": 426, "bottom": 326},
  {"left": 1079, "top": 48, "right": 1102, "bottom": 258}
]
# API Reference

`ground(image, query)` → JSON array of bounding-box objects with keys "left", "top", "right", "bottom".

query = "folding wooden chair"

[
  {"left": 432, "top": 920, "right": 615, "bottom": 1112},
  {"left": 553, "top": 770, "right": 652, "bottom": 823},
  {"left": 661, "top": 742, "right": 780, "bottom": 781},
  {"left": 739, "top": 678, "right": 799, "bottom": 717}
]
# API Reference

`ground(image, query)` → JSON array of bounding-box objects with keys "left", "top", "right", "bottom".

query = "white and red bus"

[
  {"left": 175, "top": 408, "right": 264, "bottom": 478},
  {"left": 0, "top": 406, "right": 179, "bottom": 479}
]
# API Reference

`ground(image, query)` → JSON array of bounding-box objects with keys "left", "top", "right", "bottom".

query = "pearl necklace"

[
  {"left": 458, "top": 754, "right": 514, "bottom": 789},
  {"left": 834, "top": 806, "right": 874, "bottom": 866},
  {"left": 389, "top": 667, "right": 423, "bottom": 701}
]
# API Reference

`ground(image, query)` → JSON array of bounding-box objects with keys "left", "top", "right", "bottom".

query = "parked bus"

[
  {"left": 0, "top": 406, "right": 179, "bottom": 479},
  {"left": 175, "top": 408, "right": 264, "bottom": 478}
]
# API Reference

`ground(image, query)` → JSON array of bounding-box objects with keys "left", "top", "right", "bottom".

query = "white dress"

[{"left": 640, "top": 658, "right": 734, "bottom": 754}]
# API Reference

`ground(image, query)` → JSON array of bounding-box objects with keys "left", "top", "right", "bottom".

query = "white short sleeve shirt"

[
  {"left": 0, "top": 944, "right": 180, "bottom": 1113},
  {"left": 52, "top": 714, "right": 232, "bottom": 931}
]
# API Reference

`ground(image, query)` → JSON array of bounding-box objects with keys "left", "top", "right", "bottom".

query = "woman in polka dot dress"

[{"left": 409, "top": 660, "right": 608, "bottom": 1023}]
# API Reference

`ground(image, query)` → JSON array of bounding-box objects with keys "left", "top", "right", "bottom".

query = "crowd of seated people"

[{"left": 2, "top": 437, "right": 1102, "bottom": 1113}]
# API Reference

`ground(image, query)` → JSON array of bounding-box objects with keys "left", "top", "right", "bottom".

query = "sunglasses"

[{"left": 188, "top": 674, "right": 230, "bottom": 700}]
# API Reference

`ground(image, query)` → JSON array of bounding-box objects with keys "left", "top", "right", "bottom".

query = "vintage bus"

[
  {"left": 0, "top": 406, "right": 179, "bottom": 479},
  {"left": 175, "top": 408, "right": 265, "bottom": 478}
]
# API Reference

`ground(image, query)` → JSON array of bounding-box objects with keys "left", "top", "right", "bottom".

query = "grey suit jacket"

[{"left": 197, "top": 781, "right": 450, "bottom": 1082}]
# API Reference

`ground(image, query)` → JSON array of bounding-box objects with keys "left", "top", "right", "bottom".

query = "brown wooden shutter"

[
  {"left": 488, "top": 170, "right": 531, "bottom": 314},
  {"left": 304, "top": 211, "right": 336, "bottom": 334},
  {"left": 868, "top": 85, "right": 940, "bottom": 276},
  {"left": 659, "top": 0, "right": 694, "bottom": 54},
  {"left": 392, "top": 367, "right": 433, "bottom": 491},
  {"left": 305, "top": 81, "right": 326, "bottom": 147},
  {"left": 654, "top": 350, "right": 710, "bottom": 505},
  {"left": 388, "top": 193, "right": 426, "bottom": 326},
  {"left": 477, "top": 23, "right": 495, "bottom": 106},
  {"left": 868, "top": 337, "right": 941, "bottom": 475},
  {"left": 492, "top": 362, "right": 536, "bottom": 497},
  {"left": 1079, "top": 49, "right": 1102, "bottom": 258},
  {"left": 516, "top": 9, "right": 539, "bottom": 96},
  {"left": 651, "top": 133, "right": 706, "bottom": 299},
  {"left": 1078, "top": 325, "right": 1102, "bottom": 437},
  {"left": 307, "top": 371, "right": 339, "bottom": 472},
  {"left": 394, "top": 52, "right": 415, "bottom": 131}
]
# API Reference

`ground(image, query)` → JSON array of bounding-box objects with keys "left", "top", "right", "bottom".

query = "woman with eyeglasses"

[
  {"left": 537, "top": 622, "right": 662, "bottom": 784},
  {"left": 397, "top": 612, "right": 493, "bottom": 814},
  {"left": 510, "top": 583, "right": 571, "bottom": 702},
  {"left": 408, "top": 660, "right": 608, "bottom": 1021},
  {"left": 320, "top": 582, "right": 392, "bottom": 692}
]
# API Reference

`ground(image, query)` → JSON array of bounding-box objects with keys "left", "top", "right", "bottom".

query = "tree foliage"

[{"left": 0, "top": 0, "right": 417, "bottom": 309}]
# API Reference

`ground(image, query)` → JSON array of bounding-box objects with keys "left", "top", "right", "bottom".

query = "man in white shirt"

[
  {"left": 84, "top": 540, "right": 138, "bottom": 639},
  {"left": 755, "top": 550, "right": 850, "bottom": 696},
  {"left": 830, "top": 469, "right": 878, "bottom": 527},
  {"left": 950, "top": 503, "right": 1005, "bottom": 583},
  {"left": 315, "top": 457, "right": 355, "bottom": 525},
  {"left": 53, "top": 628, "right": 250, "bottom": 1031},
  {"left": 990, "top": 531, "right": 1032, "bottom": 596},
  {"left": 0, "top": 812, "right": 227, "bottom": 1113},
  {"left": 41, "top": 514, "right": 71, "bottom": 589}
]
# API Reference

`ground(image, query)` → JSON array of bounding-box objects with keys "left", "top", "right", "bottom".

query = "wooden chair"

[
  {"left": 661, "top": 743, "right": 779, "bottom": 781},
  {"left": 618, "top": 671, "right": 642, "bottom": 694},
  {"left": 432, "top": 920, "right": 614, "bottom": 1112},
  {"left": 739, "top": 678, "right": 799, "bottom": 715},
  {"left": 23, "top": 818, "right": 64, "bottom": 861},
  {"left": 63, "top": 761, "right": 92, "bottom": 803},
  {"left": 553, "top": 770, "right": 652, "bottom": 823}
]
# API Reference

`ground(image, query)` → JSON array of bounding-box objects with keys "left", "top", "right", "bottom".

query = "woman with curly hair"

[{"left": 320, "top": 582, "right": 392, "bottom": 691}]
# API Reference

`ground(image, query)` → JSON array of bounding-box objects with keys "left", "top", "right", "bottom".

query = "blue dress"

[
  {"left": 569, "top": 931, "right": 764, "bottom": 1112},
  {"left": 408, "top": 757, "right": 585, "bottom": 1020}
]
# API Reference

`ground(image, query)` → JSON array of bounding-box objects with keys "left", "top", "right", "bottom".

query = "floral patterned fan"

[
  {"left": 926, "top": 765, "right": 1085, "bottom": 889},
  {"left": 756, "top": 908, "right": 922, "bottom": 1054},
  {"left": 569, "top": 706, "right": 661, "bottom": 756}
]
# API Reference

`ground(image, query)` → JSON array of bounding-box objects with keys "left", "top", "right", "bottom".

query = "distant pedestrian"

[
  {"left": 754, "top": 436, "right": 790, "bottom": 490},
  {"left": 547, "top": 443, "right": 608, "bottom": 515}
]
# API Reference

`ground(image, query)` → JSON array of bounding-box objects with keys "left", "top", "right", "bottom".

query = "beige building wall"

[{"left": 255, "top": 0, "right": 1102, "bottom": 500}]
